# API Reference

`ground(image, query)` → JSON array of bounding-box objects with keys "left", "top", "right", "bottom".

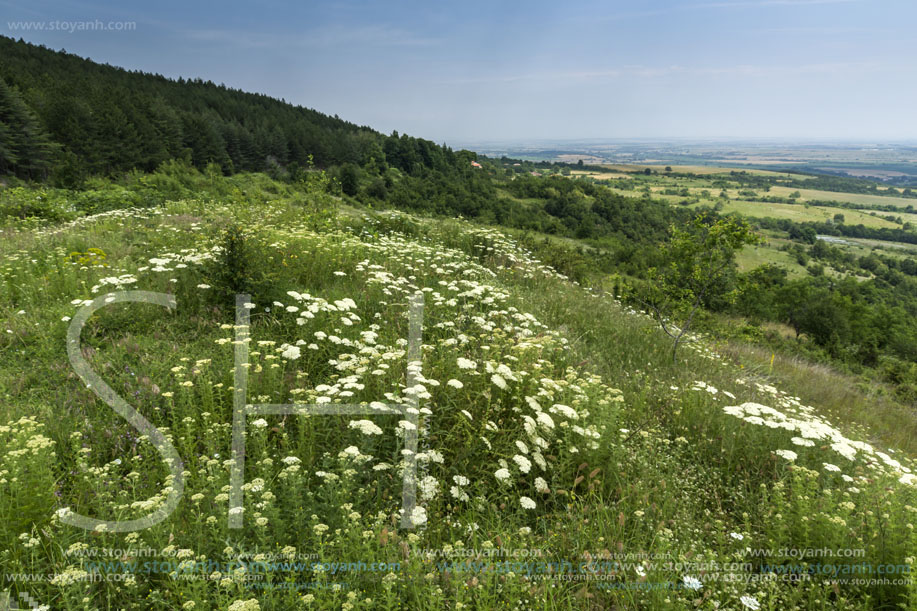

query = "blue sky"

[{"left": 3, "top": 0, "right": 915, "bottom": 144}]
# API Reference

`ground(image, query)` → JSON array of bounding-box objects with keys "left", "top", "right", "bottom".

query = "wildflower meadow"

[{"left": 1, "top": 176, "right": 916, "bottom": 610}]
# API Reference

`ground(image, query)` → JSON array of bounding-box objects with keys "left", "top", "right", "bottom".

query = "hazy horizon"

[
  {"left": 446, "top": 136, "right": 917, "bottom": 146},
  {"left": 4, "top": 0, "right": 916, "bottom": 144}
]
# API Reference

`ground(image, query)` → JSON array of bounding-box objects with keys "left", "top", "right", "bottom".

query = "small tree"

[
  {"left": 645, "top": 213, "right": 761, "bottom": 362},
  {"left": 339, "top": 163, "right": 360, "bottom": 197}
]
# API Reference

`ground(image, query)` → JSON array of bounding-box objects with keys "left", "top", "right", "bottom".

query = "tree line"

[{"left": 0, "top": 36, "right": 477, "bottom": 185}]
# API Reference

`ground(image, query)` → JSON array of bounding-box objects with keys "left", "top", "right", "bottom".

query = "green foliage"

[
  {"left": 644, "top": 214, "right": 761, "bottom": 361},
  {"left": 0, "top": 418, "right": 57, "bottom": 535},
  {"left": 338, "top": 163, "right": 360, "bottom": 197},
  {"left": 204, "top": 224, "right": 284, "bottom": 310},
  {"left": 0, "top": 186, "right": 73, "bottom": 222},
  {"left": 0, "top": 77, "right": 57, "bottom": 179},
  {"left": 0, "top": 179, "right": 916, "bottom": 610},
  {"left": 210, "top": 224, "right": 256, "bottom": 301},
  {"left": 0, "top": 36, "right": 483, "bottom": 189}
]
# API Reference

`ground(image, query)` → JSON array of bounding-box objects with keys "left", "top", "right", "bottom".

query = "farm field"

[
  {"left": 597, "top": 164, "right": 791, "bottom": 176},
  {"left": 568, "top": 170, "right": 630, "bottom": 180},
  {"left": 689, "top": 199, "right": 902, "bottom": 228},
  {"left": 768, "top": 186, "right": 917, "bottom": 209},
  {"left": 735, "top": 239, "right": 808, "bottom": 277},
  {"left": 480, "top": 141, "right": 917, "bottom": 187}
]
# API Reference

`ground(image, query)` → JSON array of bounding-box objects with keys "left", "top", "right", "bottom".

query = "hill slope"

[
  {"left": 1, "top": 173, "right": 916, "bottom": 610},
  {"left": 0, "top": 35, "right": 475, "bottom": 181}
]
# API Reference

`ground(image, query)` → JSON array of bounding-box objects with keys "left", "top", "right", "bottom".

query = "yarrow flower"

[
  {"left": 409, "top": 506, "right": 427, "bottom": 527},
  {"left": 536, "top": 412, "right": 555, "bottom": 430},
  {"left": 774, "top": 449, "right": 797, "bottom": 461},
  {"left": 419, "top": 476, "right": 439, "bottom": 501},
  {"left": 519, "top": 496, "right": 536, "bottom": 510},
  {"left": 280, "top": 344, "right": 301, "bottom": 360},
  {"left": 349, "top": 420, "right": 383, "bottom": 436},
  {"left": 512, "top": 454, "right": 532, "bottom": 474},
  {"left": 682, "top": 575, "right": 702, "bottom": 590},
  {"left": 457, "top": 357, "right": 477, "bottom": 370},
  {"left": 534, "top": 477, "right": 549, "bottom": 493},
  {"left": 550, "top": 404, "right": 578, "bottom": 420},
  {"left": 740, "top": 595, "right": 760, "bottom": 610}
]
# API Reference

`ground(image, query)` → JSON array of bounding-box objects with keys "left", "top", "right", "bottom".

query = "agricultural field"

[
  {"left": 487, "top": 141, "right": 917, "bottom": 187},
  {"left": 568, "top": 170, "right": 630, "bottom": 180},
  {"left": 600, "top": 164, "right": 793, "bottom": 177},
  {"left": 735, "top": 240, "right": 809, "bottom": 277},
  {"left": 690, "top": 199, "right": 902, "bottom": 229},
  {"left": 768, "top": 186, "right": 917, "bottom": 210},
  {"left": 547, "top": 162, "right": 917, "bottom": 296},
  {"left": 569, "top": 172, "right": 911, "bottom": 234}
]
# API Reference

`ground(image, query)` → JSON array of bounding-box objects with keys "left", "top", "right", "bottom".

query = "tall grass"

[{"left": 0, "top": 177, "right": 915, "bottom": 610}]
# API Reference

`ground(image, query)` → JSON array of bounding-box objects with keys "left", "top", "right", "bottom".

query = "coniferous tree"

[{"left": 0, "top": 77, "right": 56, "bottom": 178}]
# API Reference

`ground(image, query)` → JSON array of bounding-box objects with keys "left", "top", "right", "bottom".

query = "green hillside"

[
  {"left": 2, "top": 38, "right": 917, "bottom": 611},
  {"left": 0, "top": 35, "right": 376, "bottom": 176},
  {"left": 1, "top": 170, "right": 916, "bottom": 609}
]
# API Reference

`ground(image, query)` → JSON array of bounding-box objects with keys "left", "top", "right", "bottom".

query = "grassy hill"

[
  {"left": 1, "top": 170, "right": 916, "bottom": 610},
  {"left": 3, "top": 36, "right": 917, "bottom": 611}
]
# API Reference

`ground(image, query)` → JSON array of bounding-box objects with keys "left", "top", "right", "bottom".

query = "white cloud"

[
  {"left": 436, "top": 61, "right": 885, "bottom": 86},
  {"left": 182, "top": 23, "right": 439, "bottom": 50}
]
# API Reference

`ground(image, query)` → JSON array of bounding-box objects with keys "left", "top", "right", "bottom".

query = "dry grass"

[
  {"left": 723, "top": 342, "right": 917, "bottom": 459},
  {"left": 569, "top": 170, "right": 630, "bottom": 180}
]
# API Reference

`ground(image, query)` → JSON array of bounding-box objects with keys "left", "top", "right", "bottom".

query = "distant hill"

[{"left": 0, "top": 35, "right": 470, "bottom": 181}]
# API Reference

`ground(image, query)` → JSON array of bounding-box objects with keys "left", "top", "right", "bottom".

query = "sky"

[{"left": 2, "top": 0, "right": 916, "bottom": 144}]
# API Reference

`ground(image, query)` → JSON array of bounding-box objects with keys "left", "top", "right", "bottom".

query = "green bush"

[{"left": 0, "top": 186, "right": 73, "bottom": 222}]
